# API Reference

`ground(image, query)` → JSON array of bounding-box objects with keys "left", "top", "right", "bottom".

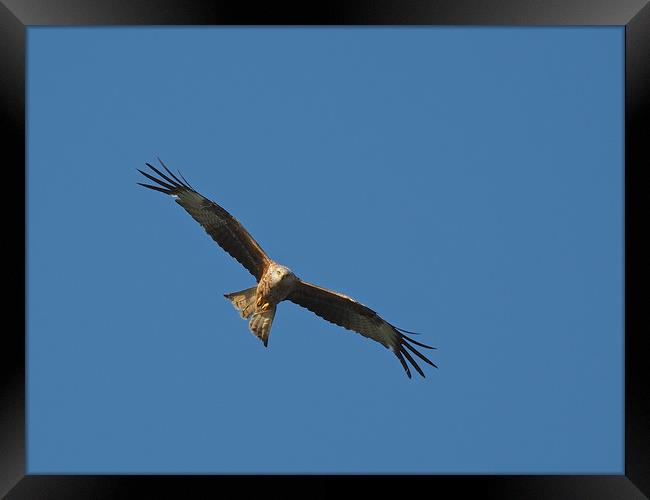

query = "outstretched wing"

[
  {"left": 287, "top": 280, "right": 437, "bottom": 378},
  {"left": 138, "top": 159, "right": 271, "bottom": 281}
]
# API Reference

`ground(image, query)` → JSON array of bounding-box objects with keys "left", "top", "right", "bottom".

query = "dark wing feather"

[
  {"left": 287, "top": 280, "right": 437, "bottom": 378},
  {"left": 138, "top": 159, "right": 270, "bottom": 280}
]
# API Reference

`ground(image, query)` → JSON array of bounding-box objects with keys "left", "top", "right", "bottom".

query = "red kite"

[{"left": 138, "top": 159, "right": 437, "bottom": 378}]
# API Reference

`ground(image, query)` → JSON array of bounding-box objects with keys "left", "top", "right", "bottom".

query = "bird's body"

[
  {"left": 256, "top": 263, "right": 298, "bottom": 308},
  {"left": 225, "top": 262, "right": 298, "bottom": 346},
  {"left": 138, "top": 158, "right": 437, "bottom": 378}
]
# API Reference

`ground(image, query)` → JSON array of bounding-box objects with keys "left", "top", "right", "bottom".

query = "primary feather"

[{"left": 138, "top": 159, "right": 270, "bottom": 280}]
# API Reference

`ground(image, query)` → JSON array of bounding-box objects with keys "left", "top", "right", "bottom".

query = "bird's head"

[{"left": 271, "top": 264, "right": 296, "bottom": 285}]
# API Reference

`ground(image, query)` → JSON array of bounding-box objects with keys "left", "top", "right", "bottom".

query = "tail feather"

[
  {"left": 224, "top": 286, "right": 276, "bottom": 346},
  {"left": 249, "top": 307, "right": 276, "bottom": 347},
  {"left": 224, "top": 287, "right": 257, "bottom": 319}
]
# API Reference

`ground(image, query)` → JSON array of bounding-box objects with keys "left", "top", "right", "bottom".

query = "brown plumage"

[
  {"left": 137, "top": 160, "right": 269, "bottom": 280},
  {"left": 138, "top": 158, "right": 437, "bottom": 378}
]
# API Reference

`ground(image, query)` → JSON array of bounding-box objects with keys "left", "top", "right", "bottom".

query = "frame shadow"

[{"left": 2, "top": 0, "right": 648, "bottom": 497}]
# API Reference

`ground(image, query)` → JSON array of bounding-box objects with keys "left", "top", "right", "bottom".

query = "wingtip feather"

[
  {"left": 157, "top": 157, "right": 189, "bottom": 188},
  {"left": 137, "top": 182, "right": 171, "bottom": 194},
  {"left": 401, "top": 333, "right": 437, "bottom": 350},
  {"left": 145, "top": 161, "right": 183, "bottom": 189},
  {"left": 400, "top": 346, "right": 425, "bottom": 378},
  {"left": 402, "top": 340, "right": 437, "bottom": 370},
  {"left": 394, "top": 349, "right": 412, "bottom": 378}
]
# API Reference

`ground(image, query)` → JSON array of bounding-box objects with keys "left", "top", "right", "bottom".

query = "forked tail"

[
  {"left": 224, "top": 287, "right": 277, "bottom": 347},
  {"left": 224, "top": 287, "right": 257, "bottom": 319},
  {"left": 248, "top": 306, "right": 276, "bottom": 347}
]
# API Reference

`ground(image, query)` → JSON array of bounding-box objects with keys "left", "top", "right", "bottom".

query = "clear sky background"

[{"left": 27, "top": 27, "right": 623, "bottom": 473}]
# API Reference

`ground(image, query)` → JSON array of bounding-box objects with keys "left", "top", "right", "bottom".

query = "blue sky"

[{"left": 27, "top": 27, "right": 623, "bottom": 473}]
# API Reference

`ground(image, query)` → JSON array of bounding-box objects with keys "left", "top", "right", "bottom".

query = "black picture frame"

[{"left": 3, "top": 1, "right": 648, "bottom": 498}]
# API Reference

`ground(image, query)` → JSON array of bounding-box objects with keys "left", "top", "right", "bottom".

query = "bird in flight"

[{"left": 137, "top": 158, "right": 437, "bottom": 378}]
